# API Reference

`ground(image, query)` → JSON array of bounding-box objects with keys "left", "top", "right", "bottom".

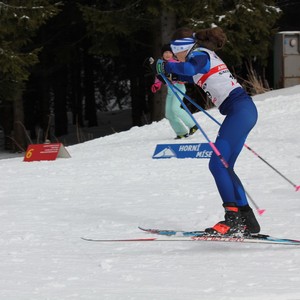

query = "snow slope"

[{"left": 1, "top": 85, "right": 300, "bottom": 300}]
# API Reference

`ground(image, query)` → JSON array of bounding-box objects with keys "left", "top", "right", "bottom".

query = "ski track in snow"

[{"left": 0, "top": 85, "right": 300, "bottom": 299}]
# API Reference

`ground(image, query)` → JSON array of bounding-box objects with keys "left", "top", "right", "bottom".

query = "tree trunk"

[
  {"left": 0, "top": 100, "right": 14, "bottom": 150},
  {"left": 40, "top": 72, "right": 51, "bottom": 142},
  {"left": 151, "top": 9, "right": 176, "bottom": 122},
  {"left": 52, "top": 68, "right": 68, "bottom": 137},
  {"left": 70, "top": 57, "right": 84, "bottom": 127},
  {"left": 13, "top": 86, "right": 27, "bottom": 151},
  {"left": 129, "top": 33, "right": 149, "bottom": 127},
  {"left": 130, "top": 71, "right": 145, "bottom": 126},
  {"left": 84, "top": 52, "right": 97, "bottom": 127}
]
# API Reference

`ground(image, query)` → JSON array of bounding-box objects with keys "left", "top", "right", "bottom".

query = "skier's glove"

[
  {"left": 149, "top": 57, "right": 168, "bottom": 77},
  {"left": 149, "top": 57, "right": 179, "bottom": 83},
  {"left": 155, "top": 59, "right": 166, "bottom": 75},
  {"left": 151, "top": 82, "right": 162, "bottom": 93}
]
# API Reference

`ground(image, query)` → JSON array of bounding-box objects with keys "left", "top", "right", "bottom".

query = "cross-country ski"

[
  {"left": 81, "top": 234, "right": 300, "bottom": 245},
  {"left": 81, "top": 226, "right": 300, "bottom": 246}
]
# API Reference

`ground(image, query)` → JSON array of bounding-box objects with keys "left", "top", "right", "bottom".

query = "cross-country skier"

[{"left": 155, "top": 27, "right": 260, "bottom": 235}]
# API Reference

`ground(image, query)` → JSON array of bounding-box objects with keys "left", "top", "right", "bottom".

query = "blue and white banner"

[{"left": 152, "top": 143, "right": 213, "bottom": 159}]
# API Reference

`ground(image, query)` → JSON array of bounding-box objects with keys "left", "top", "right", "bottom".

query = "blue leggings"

[{"left": 209, "top": 96, "right": 258, "bottom": 207}]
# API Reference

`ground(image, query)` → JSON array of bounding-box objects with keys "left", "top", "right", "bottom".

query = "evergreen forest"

[{"left": 0, "top": 0, "right": 298, "bottom": 151}]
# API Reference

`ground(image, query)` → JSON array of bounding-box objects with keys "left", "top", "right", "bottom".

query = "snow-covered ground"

[{"left": 1, "top": 85, "right": 300, "bottom": 300}]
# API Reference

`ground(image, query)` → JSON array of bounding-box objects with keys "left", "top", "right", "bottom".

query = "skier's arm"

[{"left": 165, "top": 52, "right": 210, "bottom": 76}]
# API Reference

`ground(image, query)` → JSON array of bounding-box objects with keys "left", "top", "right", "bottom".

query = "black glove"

[
  {"left": 149, "top": 58, "right": 168, "bottom": 76},
  {"left": 149, "top": 57, "right": 178, "bottom": 83}
]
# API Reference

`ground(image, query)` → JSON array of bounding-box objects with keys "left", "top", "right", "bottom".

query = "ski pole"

[
  {"left": 243, "top": 144, "right": 300, "bottom": 192},
  {"left": 172, "top": 83, "right": 300, "bottom": 192},
  {"left": 160, "top": 72, "right": 265, "bottom": 215},
  {"left": 245, "top": 190, "right": 265, "bottom": 215}
]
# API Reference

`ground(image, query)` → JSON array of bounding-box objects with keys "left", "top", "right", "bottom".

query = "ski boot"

[
  {"left": 175, "top": 133, "right": 189, "bottom": 139},
  {"left": 239, "top": 205, "right": 260, "bottom": 234},
  {"left": 205, "top": 202, "right": 247, "bottom": 236},
  {"left": 189, "top": 125, "right": 198, "bottom": 135}
]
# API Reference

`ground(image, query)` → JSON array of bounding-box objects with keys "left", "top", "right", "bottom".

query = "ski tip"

[
  {"left": 257, "top": 208, "right": 266, "bottom": 216},
  {"left": 295, "top": 185, "right": 300, "bottom": 192}
]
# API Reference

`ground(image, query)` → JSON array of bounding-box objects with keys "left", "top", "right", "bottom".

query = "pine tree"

[
  {"left": 218, "top": 0, "right": 282, "bottom": 67},
  {"left": 174, "top": 0, "right": 281, "bottom": 91},
  {"left": 0, "top": 1, "right": 60, "bottom": 150},
  {"left": 79, "top": 0, "right": 177, "bottom": 124}
]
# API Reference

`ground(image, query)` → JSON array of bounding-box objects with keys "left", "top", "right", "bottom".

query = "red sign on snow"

[{"left": 23, "top": 143, "right": 71, "bottom": 162}]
